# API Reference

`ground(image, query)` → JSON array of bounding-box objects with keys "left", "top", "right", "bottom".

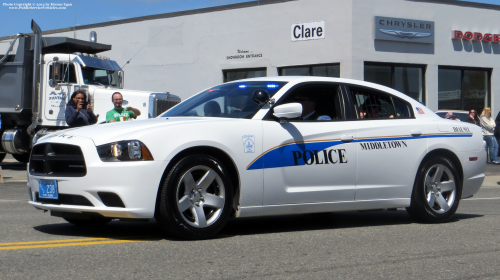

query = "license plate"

[{"left": 38, "top": 180, "right": 59, "bottom": 199}]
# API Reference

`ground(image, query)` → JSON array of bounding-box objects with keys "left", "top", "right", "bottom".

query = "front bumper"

[{"left": 27, "top": 136, "right": 167, "bottom": 219}]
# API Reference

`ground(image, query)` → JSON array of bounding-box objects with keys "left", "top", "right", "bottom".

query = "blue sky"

[
  {"left": 0, "top": 0, "right": 252, "bottom": 37},
  {"left": 0, "top": 0, "right": 498, "bottom": 37}
]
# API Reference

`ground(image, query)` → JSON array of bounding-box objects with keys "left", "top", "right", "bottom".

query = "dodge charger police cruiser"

[{"left": 27, "top": 77, "right": 486, "bottom": 240}]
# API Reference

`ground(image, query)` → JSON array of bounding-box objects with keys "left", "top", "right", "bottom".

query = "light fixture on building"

[{"left": 89, "top": 31, "right": 97, "bottom": 43}]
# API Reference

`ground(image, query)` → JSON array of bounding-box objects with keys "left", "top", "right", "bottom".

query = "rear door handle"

[
  {"left": 341, "top": 135, "right": 354, "bottom": 143},
  {"left": 411, "top": 129, "right": 422, "bottom": 137}
]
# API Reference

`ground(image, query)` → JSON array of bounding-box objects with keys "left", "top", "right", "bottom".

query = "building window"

[
  {"left": 438, "top": 67, "right": 490, "bottom": 113},
  {"left": 223, "top": 68, "right": 266, "bottom": 83},
  {"left": 279, "top": 64, "right": 340, "bottom": 77},
  {"left": 364, "top": 63, "right": 425, "bottom": 104}
]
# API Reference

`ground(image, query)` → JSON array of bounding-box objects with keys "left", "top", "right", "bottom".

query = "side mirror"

[
  {"left": 252, "top": 90, "right": 270, "bottom": 105},
  {"left": 273, "top": 103, "right": 302, "bottom": 119},
  {"left": 118, "top": 71, "right": 124, "bottom": 89},
  {"left": 51, "top": 62, "right": 62, "bottom": 82}
]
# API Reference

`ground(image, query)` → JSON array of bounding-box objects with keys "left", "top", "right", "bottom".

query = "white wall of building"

[{"left": 1, "top": 0, "right": 499, "bottom": 112}]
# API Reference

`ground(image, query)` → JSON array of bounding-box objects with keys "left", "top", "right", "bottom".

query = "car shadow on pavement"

[
  {"left": 219, "top": 210, "right": 483, "bottom": 237},
  {"left": 33, "top": 220, "right": 175, "bottom": 241},
  {"left": 32, "top": 211, "right": 483, "bottom": 241}
]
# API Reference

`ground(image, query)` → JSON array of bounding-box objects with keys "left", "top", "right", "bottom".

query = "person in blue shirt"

[{"left": 65, "top": 90, "right": 97, "bottom": 127}]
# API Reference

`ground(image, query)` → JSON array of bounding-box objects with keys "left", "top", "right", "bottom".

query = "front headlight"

[{"left": 97, "top": 140, "right": 154, "bottom": 162}]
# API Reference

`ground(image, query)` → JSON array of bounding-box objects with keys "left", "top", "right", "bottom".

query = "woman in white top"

[{"left": 480, "top": 107, "right": 499, "bottom": 164}]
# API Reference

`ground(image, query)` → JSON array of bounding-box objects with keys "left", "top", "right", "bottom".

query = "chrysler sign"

[{"left": 375, "top": 16, "right": 434, "bottom": 44}]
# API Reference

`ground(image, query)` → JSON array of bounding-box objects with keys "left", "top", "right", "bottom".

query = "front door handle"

[
  {"left": 411, "top": 129, "right": 422, "bottom": 137},
  {"left": 341, "top": 135, "right": 354, "bottom": 143}
]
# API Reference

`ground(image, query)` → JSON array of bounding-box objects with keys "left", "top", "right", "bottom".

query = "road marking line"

[
  {"left": 464, "top": 197, "right": 500, "bottom": 201},
  {"left": 0, "top": 237, "right": 109, "bottom": 246},
  {"left": 0, "top": 239, "right": 144, "bottom": 250}
]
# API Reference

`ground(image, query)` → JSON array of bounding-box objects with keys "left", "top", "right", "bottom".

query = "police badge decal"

[{"left": 242, "top": 135, "right": 255, "bottom": 153}]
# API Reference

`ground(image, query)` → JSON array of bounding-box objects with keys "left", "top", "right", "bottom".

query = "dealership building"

[{"left": 2, "top": 0, "right": 500, "bottom": 113}]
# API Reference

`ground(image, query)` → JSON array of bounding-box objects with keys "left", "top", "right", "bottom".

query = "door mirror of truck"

[
  {"left": 118, "top": 71, "right": 124, "bottom": 88},
  {"left": 50, "top": 62, "right": 62, "bottom": 82}
]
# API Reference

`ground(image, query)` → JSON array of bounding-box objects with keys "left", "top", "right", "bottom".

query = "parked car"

[
  {"left": 27, "top": 77, "right": 486, "bottom": 239},
  {"left": 435, "top": 110, "right": 470, "bottom": 122}
]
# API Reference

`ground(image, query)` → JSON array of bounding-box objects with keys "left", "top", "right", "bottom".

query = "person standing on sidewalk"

[
  {"left": 480, "top": 107, "right": 499, "bottom": 164},
  {"left": 466, "top": 109, "right": 480, "bottom": 126},
  {"left": 495, "top": 110, "right": 500, "bottom": 153},
  {"left": 106, "top": 92, "right": 141, "bottom": 123}
]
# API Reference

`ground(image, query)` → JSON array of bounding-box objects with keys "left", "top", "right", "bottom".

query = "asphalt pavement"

[{"left": 1, "top": 153, "right": 500, "bottom": 279}]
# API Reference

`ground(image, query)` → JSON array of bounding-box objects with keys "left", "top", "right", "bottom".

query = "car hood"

[{"left": 41, "top": 117, "right": 241, "bottom": 146}]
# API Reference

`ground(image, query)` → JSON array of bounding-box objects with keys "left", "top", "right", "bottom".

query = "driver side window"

[
  {"left": 49, "top": 62, "right": 77, "bottom": 84},
  {"left": 274, "top": 84, "right": 343, "bottom": 121}
]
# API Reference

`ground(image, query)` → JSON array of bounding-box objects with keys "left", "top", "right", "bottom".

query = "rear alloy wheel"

[
  {"left": 157, "top": 154, "right": 233, "bottom": 240},
  {"left": 63, "top": 217, "right": 112, "bottom": 227},
  {"left": 406, "top": 157, "right": 462, "bottom": 223}
]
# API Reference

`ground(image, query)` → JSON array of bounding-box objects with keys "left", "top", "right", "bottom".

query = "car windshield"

[
  {"left": 82, "top": 67, "right": 120, "bottom": 87},
  {"left": 161, "top": 81, "right": 288, "bottom": 119}
]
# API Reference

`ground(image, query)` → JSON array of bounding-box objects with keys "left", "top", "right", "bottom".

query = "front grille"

[
  {"left": 154, "top": 99, "right": 179, "bottom": 117},
  {"left": 29, "top": 143, "right": 86, "bottom": 177},
  {"left": 35, "top": 192, "right": 94, "bottom": 206}
]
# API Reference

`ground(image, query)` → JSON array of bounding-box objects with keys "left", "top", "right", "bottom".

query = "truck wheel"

[
  {"left": 406, "top": 157, "right": 462, "bottom": 223},
  {"left": 0, "top": 153, "right": 5, "bottom": 163},
  {"left": 63, "top": 217, "right": 112, "bottom": 227},
  {"left": 12, "top": 153, "right": 30, "bottom": 164},
  {"left": 157, "top": 154, "right": 233, "bottom": 240}
]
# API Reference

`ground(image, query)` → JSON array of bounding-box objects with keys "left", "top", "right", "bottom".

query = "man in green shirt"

[{"left": 106, "top": 92, "right": 142, "bottom": 122}]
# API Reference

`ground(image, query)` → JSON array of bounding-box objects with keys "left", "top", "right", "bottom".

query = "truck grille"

[
  {"left": 154, "top": 99, "right": 179, "bottom": 117},
  {"left": 29, "top": 143, "right": 86, "bottom": 177}
]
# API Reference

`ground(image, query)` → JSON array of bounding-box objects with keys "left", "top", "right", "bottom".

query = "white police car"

[{"left": 28, "top": 77, "right": 486, "bottom": 239}]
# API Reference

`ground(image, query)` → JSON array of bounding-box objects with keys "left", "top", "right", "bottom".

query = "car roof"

[{"left": 228, "top": 76, "right": 420, "bottom": 105}]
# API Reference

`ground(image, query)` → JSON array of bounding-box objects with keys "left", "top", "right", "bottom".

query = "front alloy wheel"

[
  {"left": 157, "top": 154, "right": 233, "bottom": 240},
  {"left": 176, "top": 165, "right": 226, "bottom": 228}
]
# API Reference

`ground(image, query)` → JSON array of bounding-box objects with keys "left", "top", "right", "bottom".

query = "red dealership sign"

[{"left": 453, "top": 30, "right": 500, "bottom": 42}]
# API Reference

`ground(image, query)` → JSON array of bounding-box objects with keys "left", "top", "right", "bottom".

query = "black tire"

[
  {"left": 63, "top": 217, "right": 112, "bottom": 227},
  {"left": 156, "top": 154, "right": 233, "bottom": 240},
  {"left": 0, "top": 153, "right": 6, "bottom": 163},
  {"left": 12, "top": 153, "right": 30, "bottom": 164},
  {"left": 406, "top": 157, "right": 462, "bottom": 223}
]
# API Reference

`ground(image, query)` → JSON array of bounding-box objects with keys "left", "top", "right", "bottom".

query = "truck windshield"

[
  {"left": 161, "top": 81, "right": 288, "bottom": 119},
  {"left": 82, "top": 67, "right": 120, "bottom": 87}
]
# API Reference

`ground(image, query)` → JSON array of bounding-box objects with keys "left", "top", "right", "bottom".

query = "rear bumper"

[{"left": 460, "top": 149, "right": 487, "bottom": 199}]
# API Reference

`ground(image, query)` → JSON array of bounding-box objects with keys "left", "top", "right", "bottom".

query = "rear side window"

[
  {"left": 350, "top": 88, "right": 395, "bottom": 119},
  {"left": 393, "top": 97, "right": 413, "bottom": 118}
]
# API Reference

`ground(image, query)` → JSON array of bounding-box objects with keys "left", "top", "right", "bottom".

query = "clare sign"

[{"left": 291, "top": 21, "right": 325, "bottom": 42}]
